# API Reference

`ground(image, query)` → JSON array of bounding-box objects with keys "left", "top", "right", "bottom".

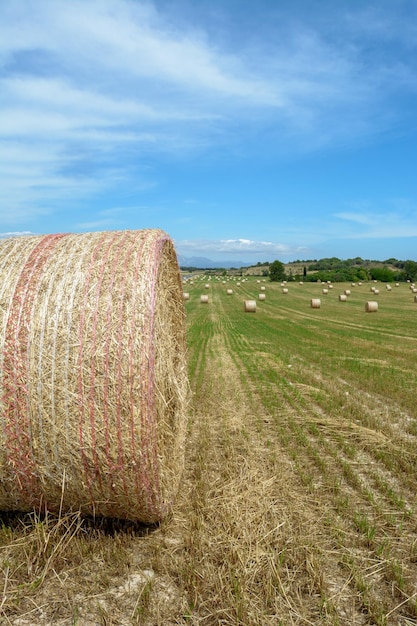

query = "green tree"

[
  {"left": 269, "top": 260, "right": 285, "bottom": 282},
  {"left": 404, "top": 260, "right": 417, "bottom": 282}
]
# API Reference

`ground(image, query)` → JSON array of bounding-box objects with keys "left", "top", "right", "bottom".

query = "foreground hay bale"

[
  {"left": 366, "top": 301, "right": 378, "bottom": 312},
  {"left": 311, "top": 298, "right": 321, "bottom": 309},
  {"left": 244, "top": 300, "right": 256, "bottom": 312},
  {"left": 0, "top": 229, "right": 188, "bottom": 523}
]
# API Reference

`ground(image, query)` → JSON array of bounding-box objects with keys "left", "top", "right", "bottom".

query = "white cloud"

[
  {"left": 0, "top": 0, "right": 416, "bottom": 222},
  {"left": 175, "top": 238, "right": 307, "bottom": 258}
]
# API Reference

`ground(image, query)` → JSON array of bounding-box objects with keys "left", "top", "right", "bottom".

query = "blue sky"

[{"left": 1, "top": 0, "right": 417, "bottom": 263}]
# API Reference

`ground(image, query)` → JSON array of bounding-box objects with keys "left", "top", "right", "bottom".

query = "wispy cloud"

[
  {"left": 334, "top": 207, "right": 417, "bottom": 238},
  {"left": 1, "top": 0, "right": 416, "bottom": 226}
]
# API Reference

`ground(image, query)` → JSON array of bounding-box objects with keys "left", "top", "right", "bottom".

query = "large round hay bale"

[
  {"left": 258, "top": 293, "right": 266, "bottom": 301},
  {"left": 244, "top": 300, "right": 256, "bottom": 312},
  {"left": 339, "top": 294, "right": 347, "bottom": 302},
  {"left": 365, "top": 301, "right": 378, "bottom": 312},
  {"left": 200, "top": 294, "right": 209, "bottom": 303},
  {"left": 311, "top": 298, "right": 321, "bottom": 309},
  {"left": 282, "top": 288, "right": 289, "bottom": 294},
  {"left": 226, "top": 289, "right": 233, "bottom": 295},
  {"left": 0, "top": 229, "right": 188, "bottom": 523}
]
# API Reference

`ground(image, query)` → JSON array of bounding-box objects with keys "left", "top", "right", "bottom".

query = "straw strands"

[{"left": 0, "top": 229, "right": 189, "bottom": 523}]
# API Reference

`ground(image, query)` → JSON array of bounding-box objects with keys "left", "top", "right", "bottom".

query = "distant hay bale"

[
  {"left": 282, "top": 288, "right": 289, "bottom": 294},
  {"left": 0, "top": 229, "right": 188, "bottom": 523},
  {"left": 339, "top": 294, "right": 347, "bottom": 302},
  {"left": 358, "top": 282, "right": 362, "bottom": 286},
  {"left": 200, "top": 294, "right": 209, "bottom": 303},
  {"left": 299, "top": 281, "right": 303, "bottom": 285},
  {"left": 344, "top": 289, "right": 351, "bottom": 296},
  {"left": 396, "top": 283, "right": 399, "bottom": 287},
  {"left": 258, "top": 293, "right": 266, "bottom": 301},
  {"left": 386, "top": 284, "right": 392, "bottom": 291},
  {"left": 328, "top": 284, "right": 333, "bottom": 289},
  {"left": 322, "top": 288, "right": 328, "bottom": 294},
  {"left": 366, "top": 301, "right": 378, "bottom": 312},
  {"left": 236, "top": 282, "right": 241, "bottom": 286},
  {"left": 205, "top": 284, "right": 209, "bottom": 289},
  {"left": 183, "top": 292, "right": 190, "bottom": 300},
  {"left": 374, "top": 289, "right": 380, "bottom": 295},
  {"left": 244, "top": 300, "right": 256, "bottom": 312},
  {"left": 371, "top": 287, "right": 376, "bottom": 292},
  {"left": 260, "top": 286, "right": 266, "bottom": 291},
  {"left": 226, "top": 289, "right": 233, "bottom": 295},
  {"left": 311, "top": 298, "right": 321, "bottom": 309}
]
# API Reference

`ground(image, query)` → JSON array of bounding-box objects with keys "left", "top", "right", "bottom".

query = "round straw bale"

[
  {"left": 366, "top": 301, "right": 378, "bottom": 312},
  {"left": 226, "top": 289, "right": 233, "bottom": 295},
  {"left": 204, "top": 283, "right": 209, "bottom": 289},
  {"left": 0, "top": 229, "right": 189, "bottom": 523},
  {"left": 344, "top": 289, "right": 351, "bottom": 296},
  {"left": 200, "top": 294, "right": 209, "bottom": 303},
  {"left": 339, "top": 294, "right": 347, "bottom": 301},
  {"left": 282, "top": 288, "right": 289, "bottom": 294},
  {"left": 183, "top": 292, "right": 190, "bottom": 300},
  {"left": 244, "top": 300, "right": 256, "bottom": 312},
  {"left": 260, "top": 286, "right": 266, "bottom": 291},
  {"left": 374, "top": 289, "right": 380, "bottom": 295},
  {"left": 386, "top": 284, "right": 392, "bottom": 291},
  {"left": 258, "top": 293, "right": 266, "bottom": 301},
  {"left": 311, "top": 298, "right": 321, "bottom": 308},
  {"left": 322, "top": 288, "right": 328, "bottom": 294}
]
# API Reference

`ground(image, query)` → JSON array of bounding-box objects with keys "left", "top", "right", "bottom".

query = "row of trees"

[{"left": 269, "top": 259, "right": 417, "bottom": 283}]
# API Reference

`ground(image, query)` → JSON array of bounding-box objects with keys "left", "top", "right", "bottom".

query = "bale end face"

[{"left": 244, "top": 300, "right": 256, "bottom": 312}]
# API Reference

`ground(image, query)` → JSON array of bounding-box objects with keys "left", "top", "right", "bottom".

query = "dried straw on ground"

[
  {"left": 365, "top": 301, "right": 378, "bottom": 312},
  {"left": 244, "top": 300, "right": 256, "bottom": 312},
  {"left": 0, "top": 229, "right": 188, "bottom": 523}
]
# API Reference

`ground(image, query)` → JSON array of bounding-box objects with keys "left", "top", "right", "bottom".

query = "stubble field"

[{"left": 1, "top": 277, "right": 416, "bottom": 625}]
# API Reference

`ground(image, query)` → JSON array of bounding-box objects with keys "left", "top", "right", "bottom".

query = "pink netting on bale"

[{"left": 0, "top": 229, "right": 189, "bottom": 523}]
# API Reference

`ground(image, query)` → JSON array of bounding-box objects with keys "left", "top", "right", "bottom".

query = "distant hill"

[{"left": 178, "top": 255, "right": 250, "bottom": 269}]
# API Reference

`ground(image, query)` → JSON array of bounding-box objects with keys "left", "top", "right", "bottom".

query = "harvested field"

[{"left": 1, "top": 279, "right": 416, "bottom": 625}]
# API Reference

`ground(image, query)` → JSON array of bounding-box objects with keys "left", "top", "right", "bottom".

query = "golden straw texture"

[{"left": 0, "top": 229, "right": 188, "bottom": 523}]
